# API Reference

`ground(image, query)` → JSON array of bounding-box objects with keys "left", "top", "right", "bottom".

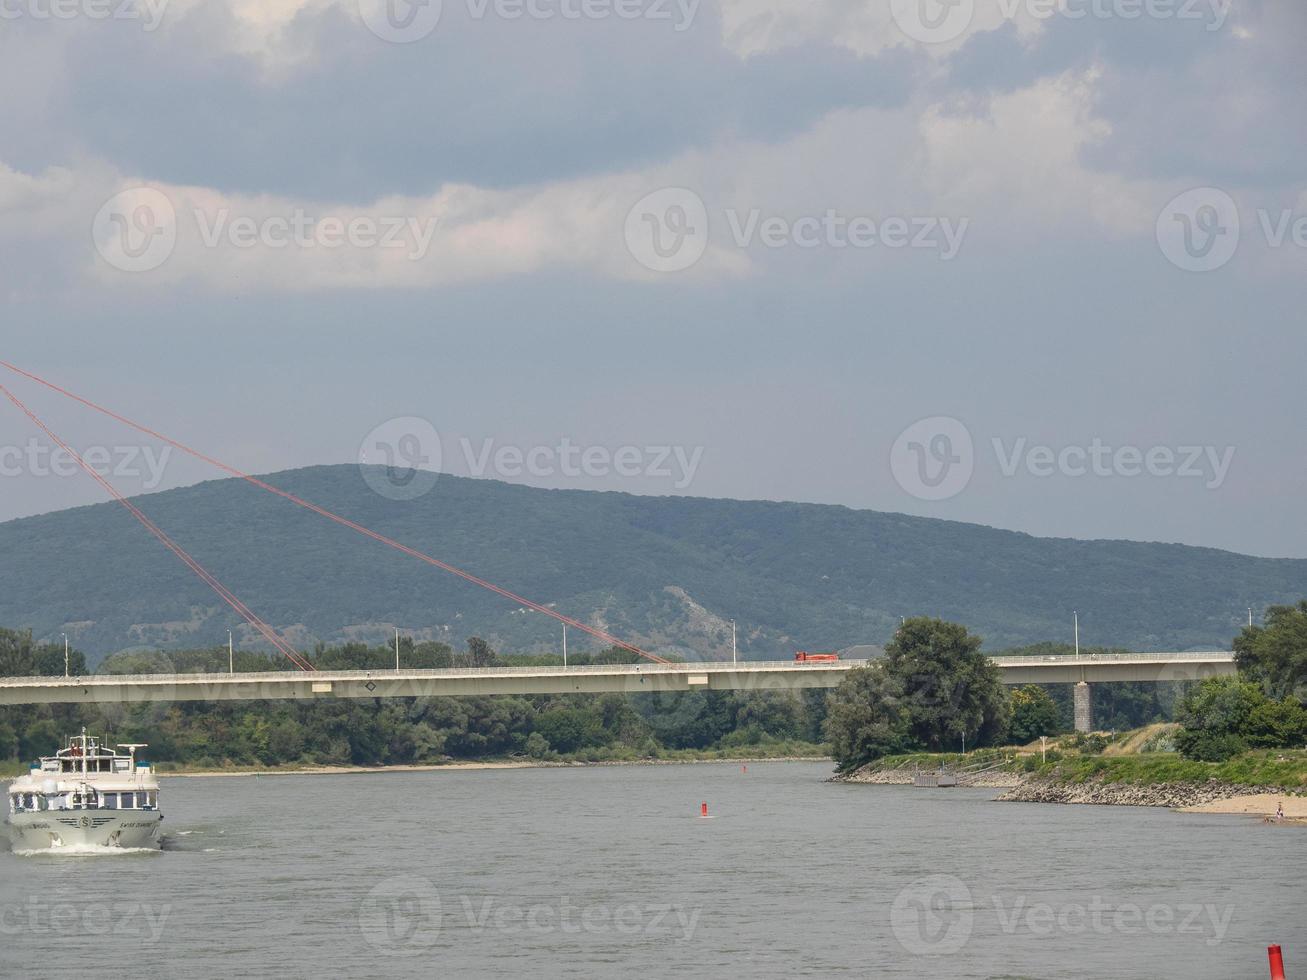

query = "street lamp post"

[
  {"left": 563, "top": 624, "right": 568, "bottom": 668},
  {"left": 227, "top": 629, "right": 234, "bottom": 674},
  {"left": 62, "top": 634, "right": 69, "bottom": 677},
  {"left": 731, "top": 620, "right": 737, "bottom": 665},
  {"left": 1074, "top": 611, "right": 1079, "bottom": 659},
  {"left": 395, "top": 627, "right": 401, "bottom": 672}
]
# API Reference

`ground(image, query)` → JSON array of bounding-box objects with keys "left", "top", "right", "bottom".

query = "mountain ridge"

[{"left": 0, "top": 464, "right": 1302, "bottom": 665}]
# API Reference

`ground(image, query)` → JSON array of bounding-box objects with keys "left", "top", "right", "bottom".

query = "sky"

[{"left": 0, "top": 0, "right": 1304, "bottom": 557}]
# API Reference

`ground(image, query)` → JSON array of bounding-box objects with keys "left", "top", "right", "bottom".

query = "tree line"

[
  {"left": 0, "top": 629, "right": 828, "bottom": 767},
  {"left": 6, "top": 601, "right": 1303, "bottom": 771}
]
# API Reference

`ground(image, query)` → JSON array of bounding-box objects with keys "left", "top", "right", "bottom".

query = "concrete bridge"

[{"left": 0, "top": 652, "right": 1236, "bottom": 731}]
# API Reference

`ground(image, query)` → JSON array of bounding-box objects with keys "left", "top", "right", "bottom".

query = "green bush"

[{"left": 1174, "top": 729, "right": 1248, "bottom": 762}]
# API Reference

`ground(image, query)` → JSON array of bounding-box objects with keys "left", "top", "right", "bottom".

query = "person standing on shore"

[{"left": 1276, "top": 802, "right": 1285, "bottom": 822}]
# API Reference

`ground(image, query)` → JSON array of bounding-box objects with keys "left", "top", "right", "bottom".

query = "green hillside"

[{"left": 0, "top": 465, "right": 1302, "bottom": 665}]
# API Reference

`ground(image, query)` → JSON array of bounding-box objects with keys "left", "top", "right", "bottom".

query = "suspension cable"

[
  {"left": 0, "top": 360, "right": 671, "bottom": 666},
  {"left": 0, "top": 382, "right": 315, "bottom": 671}
]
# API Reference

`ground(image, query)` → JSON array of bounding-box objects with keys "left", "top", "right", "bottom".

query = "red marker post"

[
  {"left": 700, "top": 802, "right": 708, "bottom": 818},
  {"left": 1269, "top": 945, "right": 1287, "bottom": 980}
]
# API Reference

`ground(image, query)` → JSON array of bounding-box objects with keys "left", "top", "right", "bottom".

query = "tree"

[
  {"left": 1008, "top": 685, "right": 1061, "bottom": 743},
  {"left": 1174, "top": 676, "right": 1264, "bottom": 761},
  {"left": 825, "top": 663, "right": 910, "bottom": 772},
  {"left": 466, "top": 636, "right": 497, "bottom": 668},
  {"left": 883, "top": 617, "right": 1009, "bottom": 751},
  {"left": 1235, "top": 601, "right": 1307, "bottom": 699}
]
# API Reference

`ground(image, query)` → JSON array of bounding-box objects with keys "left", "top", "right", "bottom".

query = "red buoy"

[
  {"left": 1269, "top": 945, "right": 1287, "bottom": 980},
  {"left": 741, "top": 765, "right": 747, "bottom": 773},
  {"left": 700, "top": 802, "right": 708, "bottom": 817}
]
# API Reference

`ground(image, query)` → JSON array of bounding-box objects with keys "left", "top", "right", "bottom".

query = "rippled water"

[{"left": 2, "top": 761, "right": 1301, "bottom": 978}]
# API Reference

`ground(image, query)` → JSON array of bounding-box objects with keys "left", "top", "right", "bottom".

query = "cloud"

[{"left": 0, "top": 65, "right": 1204, "bottom": 293}]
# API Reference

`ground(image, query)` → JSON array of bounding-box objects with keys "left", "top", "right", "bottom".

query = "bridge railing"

[
  {"left": 989, "top": 651, "right": 1234, "bottom": 666},
  {"left": 0, "top": 659, "right": 868, "bottom": 687}
]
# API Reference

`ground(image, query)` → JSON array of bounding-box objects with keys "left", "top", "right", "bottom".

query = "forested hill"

[{"left": 1, "top": 465, "right": 1303, "bottom": 665}]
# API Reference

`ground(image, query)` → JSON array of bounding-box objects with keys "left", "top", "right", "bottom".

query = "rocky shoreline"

[
  {"left": 997, "top": 774, "right": 1296, "bottom": 808},
  {"left": 835, "top": 763, "right": 1300, "bottom": 809}
]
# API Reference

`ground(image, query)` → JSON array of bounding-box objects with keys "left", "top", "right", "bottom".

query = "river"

[{"left": 2, "top": 761, "right": 1301, "bottom": 978}]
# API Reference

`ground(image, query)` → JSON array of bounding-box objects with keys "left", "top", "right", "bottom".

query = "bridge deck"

[{"left": 0, "top": 653, "right": 1237, "bottom": 705}]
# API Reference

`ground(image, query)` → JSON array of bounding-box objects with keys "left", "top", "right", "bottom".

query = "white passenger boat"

[{"left": 6, "top": 730, "right": 164, "bottom": 851}]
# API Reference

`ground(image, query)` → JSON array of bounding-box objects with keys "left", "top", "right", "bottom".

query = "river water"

[{"left": 2, "top": 761, "right": 1301, "bottom": 978}]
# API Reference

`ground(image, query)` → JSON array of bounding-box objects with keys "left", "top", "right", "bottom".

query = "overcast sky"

[{"left": 1, "top": 0, "right": 1304, "bottom": 557}]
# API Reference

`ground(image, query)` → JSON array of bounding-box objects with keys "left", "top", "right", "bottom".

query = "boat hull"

[{"left": 6, "top": 811, "right": 164, "bottom": 851}]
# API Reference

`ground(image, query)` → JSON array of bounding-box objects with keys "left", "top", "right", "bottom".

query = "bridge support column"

[{"left": 1073, "top": 682, "right": 1093, "bottom": 733}]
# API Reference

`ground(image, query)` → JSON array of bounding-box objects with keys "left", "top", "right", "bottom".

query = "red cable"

[
  {"left": 0, "top": 360, "right": 672, "bottom": 666},
  {"left": 0, "top": 383, "right": 315, "bottom": 672}
]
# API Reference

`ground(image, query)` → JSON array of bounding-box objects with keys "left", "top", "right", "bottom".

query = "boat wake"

[{"left": 11, "top": 843, "right": 159, "bottom": 858}]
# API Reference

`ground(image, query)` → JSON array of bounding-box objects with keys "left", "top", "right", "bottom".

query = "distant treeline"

[
  {"left": 0, "top": 629, "right": 829, "bottom": 767},
  {"left": 0, "top": 625, "right": 1227, "bottom": 770}
]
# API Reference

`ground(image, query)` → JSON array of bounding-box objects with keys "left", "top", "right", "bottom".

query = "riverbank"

[
  {"left": 836, "top": 748, "right": 1307, "bottom": 819},
  {"left": 156, "top": 753, "right": 833, "bottom": 779},
  {"left": 997, "top": 774, "right": 1300, "bottom": 810}
]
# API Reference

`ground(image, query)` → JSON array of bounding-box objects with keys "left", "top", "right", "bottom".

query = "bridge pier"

[{"left": 1073, "top": 681, "right": 1093, "bottom": 733}]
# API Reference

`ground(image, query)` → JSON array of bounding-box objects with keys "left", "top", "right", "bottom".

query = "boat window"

[
  {"left": 120, "top": 792, "right": 135, "bottom": 809},
  {"left": 103, "top": 793, "right": 118, "bottom": 809}
]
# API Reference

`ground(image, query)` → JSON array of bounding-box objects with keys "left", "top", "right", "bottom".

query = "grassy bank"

[{"left": 1020, "top": 750, "right": 1307, "bottom": 791}]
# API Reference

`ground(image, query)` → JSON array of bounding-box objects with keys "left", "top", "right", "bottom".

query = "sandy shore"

[
  {"left": 1182, "top": 793, "right": 1307, "bottom": 822},
  {"left": 160, "top": 756, "right": 830, "bottom": 779}
]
